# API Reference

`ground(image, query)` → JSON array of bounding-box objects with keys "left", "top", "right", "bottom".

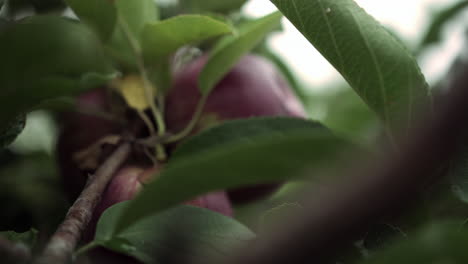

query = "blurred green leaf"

[
  {"left": 198, "top": 11, "right": 282, "bottom": 95},
  {"left": 271, "top": 0, "right": 430, "bottom": 134},
  {"left": 359, "top": 222, "right": 468, "bottom": 264},
  {"left": 418, "top": 0, "right": 468, "bottom": 52},
  {"left": 106, "top": 0, "right": 159, "bottom": 69},
  {"left": 0, "top": 115, "right": 25, "bottom": 149},
  {"left": 0, "top": 152, "right": 68, "bottom": 231},
  {"left": 115, "top": 117, "right": 346, "bottom": 232},
  {"left": 65, "top": 0, "right": 117, "bottom": 40},
  {"left": 94, "top": 202, "right": 255, "bottom": 263},
  {"left": 0, "top": 15, "right": 115, "bottom": 143},
  {"left": 142, "top": 15, "right": 232, "bottom": 61},
  {"left": 310, "top": 85, "right": 380, "bottom": 144},
  {"left": 115, "top": 0, "right": 159, "bottom": 36},
  {"left": 259, "top": 202, "right": 303, "bottom": 233},
  {"left": 0, "top": 229, "right": 37, "bottom": 248},
  {"left": 178, "top": 0, "right": 248, "bottom": 14}
]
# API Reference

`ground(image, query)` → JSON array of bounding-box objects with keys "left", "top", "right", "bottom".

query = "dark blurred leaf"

[
  {"left": 418, "top": 0, "right": 468, "bottom": 52},
  {"left": 94, "top": 202, "right": 255, "bottom": 264},
  {"left": 115, "top": 117, "right": 347, "bottom": 232},
  {"left": 359, "top": 222, "right": 468, "bottom": 264},
  {"left": 0, "top": 152, "right": 68, "bottom": 231},
  {"left": 198, "top": 11, "right": 282, "bottom": 95},
  {"left": 65, "top": 0, "right": 117, "bottom": 40},
  {"left": 142, "top": 15, "right": 232, "bottom": 61},
  {"left": 0, "top": 229, "right": 37, "bottom": 248},
  {"left": 272, "top": 0, "right": 430, "bottom": 134},
  {"left": 448, "top": 148, "right": 468, "bottom": 204},
  {"left": 0, "top": 115, "right": 25, "bottom": 149},
  {"left": 0, "top": 15, "right": 116, "bottom": 134}
]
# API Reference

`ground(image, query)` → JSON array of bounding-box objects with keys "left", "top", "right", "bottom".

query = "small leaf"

[
  {"left": 95, "top": 202, "right": 255, "bottom": 263},
  {"left": 359, "top": 222, "right": 468, "bottom": 264},
  {"left": 112, "top": 74, "right": 153, "bottom": 111},
  {"left": 65, "top": 0, "right": 117, "bottom": 40},
  {"left": 115, "top": 117, "right": 347, "bottom": 232},
  {"left": 198, "top": 11, "right": 282, "bottom": 95},
  {"left": 271, "top": 0, "right": 431, "bottom": 133},
  {"left": 142, "top": 15, "right": 233, "bottom": 61},
  {"left": 418, "top": 0, "right": 468, "bottom": 52}
]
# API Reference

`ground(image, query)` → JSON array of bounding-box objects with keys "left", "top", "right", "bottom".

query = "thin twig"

[
  {"left": 35, "top": 143, "right": 131, "bottom": 264},
  {"left": 0, "top": 236, "right": 31, "bottom": 264},
  {"left": 165, "top": 94, "right": 208, "bottom": 143}
]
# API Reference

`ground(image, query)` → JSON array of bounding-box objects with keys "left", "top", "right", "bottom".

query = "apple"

[
  {"left": 56, "top": 88, "right": 123, "bottom": 200},
  {"left": 83, "top": 165, "right": 233, "bottom": 242},
  {"left": 165, "top": 54, "right": 307, "bottom": 203},
  {"left": 93, "top": 166, "right": 233, "bottom": 220}
]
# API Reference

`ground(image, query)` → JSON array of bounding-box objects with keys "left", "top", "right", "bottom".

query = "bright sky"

[{"left": 243, "top": 0, "right": 467, "bottom": 91}]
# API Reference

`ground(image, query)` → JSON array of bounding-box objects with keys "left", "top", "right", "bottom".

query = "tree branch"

[{"left": 35, "top": 142, "right": 132, "bottom": 264}]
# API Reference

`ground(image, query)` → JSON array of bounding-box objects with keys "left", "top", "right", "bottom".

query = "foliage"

[{"left": 0, "top": 0, "right": 466, "bottom": 263}]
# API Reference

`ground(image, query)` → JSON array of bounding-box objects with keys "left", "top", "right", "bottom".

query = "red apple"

[
  {"left": 165, "top": 54, "right": 307, "bottom": 204},
  {"left": 84, "top": 165, "right": 233, "bottom": 242},
  {"left": 56, "top": 88, "right": 123, "bottom": 200},
  {"left": 93, "top": 166, "right": 233, "bottom": 220}
]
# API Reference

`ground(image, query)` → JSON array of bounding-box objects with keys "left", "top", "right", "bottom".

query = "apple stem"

[
  {"left": 0, "top": 235, "right": 31, "bottom": 263},
  {"left": 35, "top": 142, "right": 132, "bottom": 264},
  {"left": 165, "top": 94, "right": 208, "bottom": 143},
  {"left": 117, "top": 16, "right": 168, "bottom": 160}
]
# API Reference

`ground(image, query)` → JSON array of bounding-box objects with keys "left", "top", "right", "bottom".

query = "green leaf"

[
  {"left": 0, "top": 115, "right": 25, "bottom": 149},
  {"left": 359, "top": 222, "right": 468, "bottom": 264},
  {"left": 115, "top": 117, "right": 346, "bottom": 232},
  {"left": 0, "top": 229, "right": 38, "bottom": 248},
  {"left": 65, "top": 0, "right": 117, "bottom": 40},
  {"left": 0, "top": 15, "right": 116, "bottom": 137},
  {"left": 142, "top": 15, "right": 233, "bottom": 61},
  {"left": 171, "top": 117, "right": 323, "bottom": 161},
  {"left": 178, "top": 0, "right": 248, "bottom": 13},
  {"left": 94, "top": 202, "right": 255, "bottom": 263},
  {"left": 271, "top": 0, "right": 431, "bottom": 133},
  {"left": 198, "top": 11, "right": 282, "bottom": 95},
  {"left": 106, "top": 0, "right": 159, "bottom": 69},
  {"left": 418, "top": 0, "right": 468, "bottom": 52},
  {"left": 115, "top": 0, "right": 159, "bottom": 37}
]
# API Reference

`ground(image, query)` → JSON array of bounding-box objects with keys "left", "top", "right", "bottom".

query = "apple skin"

[
  {"left": 165, "top": 54, "right": 307, "bottom": 204},
  {"left": 93, "top": 166, "right": 233, "bottom": 220}
]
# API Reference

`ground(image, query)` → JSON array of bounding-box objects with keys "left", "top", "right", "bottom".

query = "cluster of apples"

[{"left": 57, "top": 54, "right": 307, "bottom": 231}]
